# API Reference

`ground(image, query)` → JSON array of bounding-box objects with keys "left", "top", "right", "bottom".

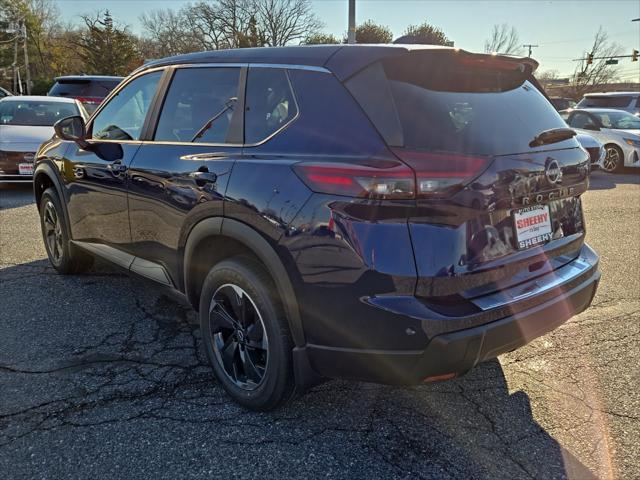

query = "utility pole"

[
  {"left": 21, "top": 22, "right": 31, "bottom": 95},
  {"left": 13, "top": 29, "right": 19, "bottom": 94},
  {"left": 522, "top": 44, "right": 539, "bottom": 58},
  {"left": 347, "top": 0, "right": 356, "bottom": 45}
]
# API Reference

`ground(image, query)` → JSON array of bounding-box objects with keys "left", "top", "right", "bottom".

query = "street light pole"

[{"left": 347, "top": 0, "right": 356, "bottom": 44}]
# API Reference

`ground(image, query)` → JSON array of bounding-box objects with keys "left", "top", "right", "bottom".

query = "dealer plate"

[
  {"left": 18, "top": 163, "right": 34, "bottom": 175},
  {"left": 513, "top": 204, "right": 553, "bottom": 250}
]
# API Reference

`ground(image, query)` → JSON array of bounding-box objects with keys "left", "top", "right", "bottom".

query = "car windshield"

[
  {"left": 0, "top": 100, "right": 79, "bottom": 126},
  {"left": 592, "top": 111, "right": 640, "bottom": 130}
]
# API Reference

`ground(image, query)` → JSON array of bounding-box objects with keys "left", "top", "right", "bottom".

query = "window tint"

[
  {"left": 569, "top": 112, "right": 595, "bottom": 129},
  {"left": 245, "top": 68, "right": 297, "bottom": 144},
  {"left": 91, "top": 71, "right": 162, "bottom": 141},
  {"left": 155, "top": 68, "right": 241, "bottom": 143},
  {"left": 0, "top": 100, "right": 79, "bottom": 126}
]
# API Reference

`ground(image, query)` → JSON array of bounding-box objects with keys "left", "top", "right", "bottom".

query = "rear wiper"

[{"left": 529, "top": 127, "right": 576, "bottom": 148}]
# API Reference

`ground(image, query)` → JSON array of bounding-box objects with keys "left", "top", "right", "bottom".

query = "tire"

[
  {"left": 39, "top": 187, "right": 93, "bottom": 274},
  {"left": 199, "top": 255, "right": 295, "bottom": 411},
  {"left": 602, "top": 144, "right": 624, "bottom": 173}
]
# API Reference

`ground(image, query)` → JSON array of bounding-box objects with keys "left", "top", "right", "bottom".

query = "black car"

[
  {"left": 48, "top": 75, "right": 123, "bottom": 114},
  {"left": 34, "top": 45, "right": 600, "bottom": 410}
]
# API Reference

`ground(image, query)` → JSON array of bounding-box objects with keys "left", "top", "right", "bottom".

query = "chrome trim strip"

[{"left": 471, "top": 253, "right": 595, "bottom": 311}]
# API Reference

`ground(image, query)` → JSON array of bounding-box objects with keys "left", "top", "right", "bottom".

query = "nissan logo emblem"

[
  {"left": 545, "top": 159, "right": 562, "bottom": 184},
  {"left": 23, "top": 153, "right": 35, "bottom": 163}
]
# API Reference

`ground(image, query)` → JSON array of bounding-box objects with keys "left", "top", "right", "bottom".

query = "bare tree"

[
  {"left": 484, "top": 23, "right": 522, "bottom": 55},
  {"left": 570, "top": 27, "right": 622, "bottom": 99},
  {"left": 140, "top": 9, "right": 201, "bottom": 57},
  {"left": 254, "top": 0, "right": 322, "bottom": 46}
]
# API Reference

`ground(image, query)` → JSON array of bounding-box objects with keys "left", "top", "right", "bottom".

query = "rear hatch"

[
  {"left": 345, "top": 49, "right": 590, "bottom": 305},
  {"left": 48, "top": 78, "right": 122, "bottom": 113}
]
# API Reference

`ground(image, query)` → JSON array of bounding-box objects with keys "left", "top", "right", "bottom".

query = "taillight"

[
  {"left": 391, "top": 149, "right": 489, "bottom": 197},
  {"left": 293, "top": 162, "right": 415, "bottom": 199},
  {"left": 74, "top": 96, "right": 102, "bottom": 105},
  {"left": 293, "top": 152, "right": 489, "bottom": 199}
]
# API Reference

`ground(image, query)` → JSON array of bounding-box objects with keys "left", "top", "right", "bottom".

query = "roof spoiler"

[{"left": 329, "top": 45, "right": 540, "bottom": 82}]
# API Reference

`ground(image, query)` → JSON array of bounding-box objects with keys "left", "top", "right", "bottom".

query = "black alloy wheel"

[
  {"left": 209, "top": 284, "right": 269, "bottom": 390},
  {"left": 39, "top": 187, "right": 93, "bottom": 274},
  {"left": 42, "top": 200, "right": 64, "bottom": 265},
  {"left": 199, "top": 256, "right": 295, "bottom": 411}
]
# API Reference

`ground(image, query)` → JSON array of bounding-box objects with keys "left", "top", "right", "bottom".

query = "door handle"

[
  {"left": 190, "top": 170, "right": 218, "bottom": 186},
  {"left": 107, "top": 161, "right": 127, "bottom": 174}
]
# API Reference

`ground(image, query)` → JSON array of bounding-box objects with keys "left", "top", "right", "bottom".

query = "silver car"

[
  {"left": 0, "top": 96, "right": 87, "bottom": 183},
  {"left": 560, "top": 108, "right": 640, "bottom": 173}
]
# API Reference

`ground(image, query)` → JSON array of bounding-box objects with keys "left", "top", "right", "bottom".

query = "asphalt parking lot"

[{"left": 1, "top": 171, "right": 638, "bottom": 480}]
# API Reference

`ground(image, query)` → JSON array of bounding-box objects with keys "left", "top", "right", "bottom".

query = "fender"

[
  {"left": 183, "top": 217, "right": 305, "bottom": 348},
  {"left": 33, "top": 161, "right": 72, "bottom": 238}
]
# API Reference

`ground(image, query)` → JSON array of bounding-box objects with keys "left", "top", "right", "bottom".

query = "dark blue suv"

[{"left": 34, "top": 45, "right": 600, "bottom": 410}]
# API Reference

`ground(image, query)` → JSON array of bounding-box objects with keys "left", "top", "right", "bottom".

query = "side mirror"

[
  {"left": 583, "top": 123, "right": 600, "bottom": 132},
  {"left": 54, "top": 115, "right": 89, "bottom": 148}
]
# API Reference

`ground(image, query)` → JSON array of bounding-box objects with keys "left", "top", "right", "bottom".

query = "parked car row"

[{"left": 560, "top": 108, "right": 640, "bottom": 173}]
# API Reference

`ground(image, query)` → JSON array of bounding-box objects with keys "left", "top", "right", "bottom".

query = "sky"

[{"left": 54, "top": 0, "right": 640, "bottom": 81}]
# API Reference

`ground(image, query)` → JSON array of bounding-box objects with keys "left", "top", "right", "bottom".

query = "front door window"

[{"left": 91, "top": 71, "right": 163, "bottom": 141}]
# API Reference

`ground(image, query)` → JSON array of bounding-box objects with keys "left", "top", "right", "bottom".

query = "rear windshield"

[
  {"left": 577, "top": 96, "right": 634, "bottom": 108},
  {"left": 346, "top": 52, "right": 576, "bottom": 156},
  {"left": 48, "top": 79, "right": 121, "bottom": 98},
  {"left": 0, "top": 100, "right": 79, "bottom": 126}
]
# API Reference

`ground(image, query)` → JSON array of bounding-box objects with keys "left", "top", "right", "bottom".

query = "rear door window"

[
  {"left": 244, "top": 67, "right": 298, "bottom": 144},
  {"left": 154, "top": 67, "right": 242, "bottom": 143},
  {"left": 346, "top": 52, "right": 572, "bottom": 156}
]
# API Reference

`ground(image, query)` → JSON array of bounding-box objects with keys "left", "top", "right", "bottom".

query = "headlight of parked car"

[{"left": 623, "top": 138, "right": 640, "bottom": 147}]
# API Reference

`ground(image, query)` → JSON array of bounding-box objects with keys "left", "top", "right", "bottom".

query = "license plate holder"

[
  {"left": 18, "top": 163, "right": 34, "bottom": 175},
  {"left": 513, "top": 204, "right": 553, "bottom": 250}
]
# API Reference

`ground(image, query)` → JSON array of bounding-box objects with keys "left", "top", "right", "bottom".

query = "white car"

[
  {"left": 577, "top": 92, "right": 640, "bottom": 117},
  {"left": 560, "top": 108, "right": 640, "bottom": 173},
  {"left": 0, "top": 96, "right": 87, "bottom": 183}
]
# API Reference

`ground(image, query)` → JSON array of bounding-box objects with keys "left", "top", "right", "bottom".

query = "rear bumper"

[
  {"left": 0, "top": 174, "right": 33, "bottom": 183},
  {"left": 302, "top": 244, "right": 600, "bottom": 385}
]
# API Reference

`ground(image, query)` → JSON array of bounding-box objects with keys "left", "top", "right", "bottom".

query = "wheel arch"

[
  {"left": 33, "top": 162, "right": 73, "bottom": 237},
  {"left": 183, "top": 217, "right": 305, "bottom": 348}
]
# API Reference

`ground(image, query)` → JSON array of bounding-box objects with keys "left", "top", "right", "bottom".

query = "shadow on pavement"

[
  {"left": 0, "top": 259, "right": 599, "bottom": 479},
  {"left": 0, "top": 183, "right": 34, "bottom": 210},
  {"left": 589, "top": 169, "right": 640, "bottom": 190}
]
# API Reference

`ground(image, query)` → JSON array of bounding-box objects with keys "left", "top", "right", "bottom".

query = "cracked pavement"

[{"left": 1, "top": 171, "right": 638, "bottom": 479}]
